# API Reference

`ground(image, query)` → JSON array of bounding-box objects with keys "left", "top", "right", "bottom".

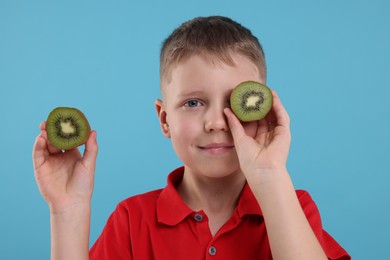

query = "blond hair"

[{"left": 160, "top": 16, "right": 266, "bottom": 85}]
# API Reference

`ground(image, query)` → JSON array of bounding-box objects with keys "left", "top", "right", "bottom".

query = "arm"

[
  {"left": 33, "top": 122, "right": 98, "bottom": 260},
  {"left": 224, "top": 91, "right": 328, "bottom": 260}
]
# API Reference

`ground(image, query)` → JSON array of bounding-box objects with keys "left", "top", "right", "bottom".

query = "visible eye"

[{"left": 184, "top": 100, "right": 203, "bottom": 108}]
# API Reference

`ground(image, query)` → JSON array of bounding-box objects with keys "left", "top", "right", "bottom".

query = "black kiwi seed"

[
  {"left": 46, "top": 107, "right": 91, "bottom": 150},
  {"left": 230, "top": 81, "right": 273, "bottom": 122}
]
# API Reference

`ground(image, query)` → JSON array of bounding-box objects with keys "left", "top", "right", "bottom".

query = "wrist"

[
  {"left": 50, "top": 202, "right": 91, "bottom": 260},
  {"left": 245, "top": 165, "right": 290, "bottom": 189},
  {"left": 50, "top": 201, "right": 91, "bottom": 221}
]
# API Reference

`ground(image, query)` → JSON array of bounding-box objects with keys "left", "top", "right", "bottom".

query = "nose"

[{"left": 204, "top": 106, "right": 229, "bottom": 132}]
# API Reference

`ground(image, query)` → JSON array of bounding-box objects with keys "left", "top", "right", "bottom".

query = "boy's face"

[{"left": 157, "top": 54, "right": 264, "bottom": 179}]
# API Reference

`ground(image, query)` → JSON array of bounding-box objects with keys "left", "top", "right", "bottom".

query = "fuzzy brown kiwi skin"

[
  {"left": 45, "top": 107, "right": 91, "bottom": 150},
  {"left": 230, "top": 81, "right": 273, "bottom": 122}
]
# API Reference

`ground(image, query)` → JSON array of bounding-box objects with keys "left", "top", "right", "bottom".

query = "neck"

[{"left": 177, "top": 168, "right": 246, "bottom": 215}]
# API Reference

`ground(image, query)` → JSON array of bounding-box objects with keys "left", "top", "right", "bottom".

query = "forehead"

[
  {"left": 161, "top": 54, "right": 262, "bottom": 101},
  {"left": 161, "top": 53, "right": 264, "bottom": 97}
]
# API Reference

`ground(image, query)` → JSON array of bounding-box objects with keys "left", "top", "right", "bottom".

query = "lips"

[
  {"left": 199, "top": 143, "right": 235, "bottom": 155},
  {"left": 200, "top": 143, "right": 235, "bottom": 149}
]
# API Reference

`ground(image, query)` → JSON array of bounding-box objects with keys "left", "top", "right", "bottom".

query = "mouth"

[{"left": 198, "top": 143, "right": 235, "bottom": 155}]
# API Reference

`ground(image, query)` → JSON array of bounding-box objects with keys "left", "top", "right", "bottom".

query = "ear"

[{"left": 155, "top": 99, "right": 171, "bottom": 138}]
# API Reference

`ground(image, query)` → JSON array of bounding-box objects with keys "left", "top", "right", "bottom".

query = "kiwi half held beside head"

[
  {"left": 230, "top": 81, "right": 273, "bottom": 122},
  {"left": 46, "top": 107, "right": 91, "bottom": 150}
]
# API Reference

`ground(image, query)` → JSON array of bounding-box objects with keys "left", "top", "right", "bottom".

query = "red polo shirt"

[{"left": 90, "top": 167, "right": 350, "bottom": 259}]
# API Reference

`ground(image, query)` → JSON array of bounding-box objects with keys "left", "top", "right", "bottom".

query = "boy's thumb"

[
  {"left": 224, "top": 108, "right": 246, "bottom": 146},
  {"left": 82, "top": 130, "right": 98, "bottom": 172}
]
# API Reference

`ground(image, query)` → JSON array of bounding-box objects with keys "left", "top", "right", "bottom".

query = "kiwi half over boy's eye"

[{"left": 230, "top": 81, "right": 273, "bottom": 122}]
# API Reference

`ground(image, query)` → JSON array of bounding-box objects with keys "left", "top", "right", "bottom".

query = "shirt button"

[
  {"left": 194, "top": 213, "right": 203, "bottom": 222},
  {"left": 208, "top": 246, "right": 217, "bottom": 256}
]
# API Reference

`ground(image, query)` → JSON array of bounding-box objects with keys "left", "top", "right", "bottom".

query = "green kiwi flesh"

[
  {"left": 46, "top": 107, "right": 91, "bottom": 150},
  {"left": 230, "top": 81, "right": 273, "bottom": 122}
]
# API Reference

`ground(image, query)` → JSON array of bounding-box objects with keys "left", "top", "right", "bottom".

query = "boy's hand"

[
  {"left": 224, "top": 90, "right": 291, "bottom": 178},
  {"left": 226, "top": 91, "right": 329, "bottom": 259},
  {"left": 32, "top": 121, "right": 98, "bottom": 214}
]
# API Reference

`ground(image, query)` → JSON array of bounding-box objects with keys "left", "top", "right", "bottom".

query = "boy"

[{"left": 33, "top": 16, "right": 350, "bottom": 259}]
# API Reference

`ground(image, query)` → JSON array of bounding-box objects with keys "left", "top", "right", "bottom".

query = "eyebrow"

[{"left": 176, "top": 89, "right": 205, "bottom": 98}]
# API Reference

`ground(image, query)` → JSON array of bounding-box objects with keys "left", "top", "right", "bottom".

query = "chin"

[{"left": 193, "top": 164, "right": 242, "bottom": 179}]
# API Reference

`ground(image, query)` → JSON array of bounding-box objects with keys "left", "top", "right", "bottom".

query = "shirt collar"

[
  {"left": 157, "top": 166, "right": 263, "bottom": 226},
  {"left": 236, "top": 180, "right": 263, "bottom": 218}
]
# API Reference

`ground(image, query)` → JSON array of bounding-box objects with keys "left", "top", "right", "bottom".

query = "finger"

[
  {"left": 32, "top": 133, "right": 49, "bottom": 170},
  {"left": 256, "top": 118, "right": 270, "bottom": 136},
  {"left": 40, "top": 121, "right": 46, "bottom": 131},
  {"left": 40, "top": 129, "right": 63, "bottom": 155},
  {"left": 270, "top": 90, "right": 290, "bottom": 127},
  {"left": 41, "top": 121, "right": 67, "bottom": 154},
  {"left": 81, "top": 131, "right": 98, "bottom": 172},
  {"left": 224, "top": 108, "right": 248, "bottom": 145}
]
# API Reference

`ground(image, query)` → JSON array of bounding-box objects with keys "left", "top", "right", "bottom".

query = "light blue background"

[{"left": 1, "top": 0, "right": 389, "bottom": 259}]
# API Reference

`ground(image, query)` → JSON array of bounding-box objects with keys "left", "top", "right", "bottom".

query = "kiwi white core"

[
  {"left": 246, "top": 96, "right": 260, "bottom": 107},
  {"left": 60, "top": 122, "right": 76, "bottom": 134}
]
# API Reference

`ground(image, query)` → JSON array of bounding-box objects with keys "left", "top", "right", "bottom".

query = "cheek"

[
  {"left": 168, "top": 116, "right": 202, "bottom": 164},
  {"left": 169, "top": 115, "right": 201, "bottom": 145}
]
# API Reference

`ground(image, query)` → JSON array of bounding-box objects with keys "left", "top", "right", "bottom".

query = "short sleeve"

[
  {"left": 297, "top": 190, "right": 351, "bottom": 260},
  {"left": 89, "top": 204, "right": 132, "bottom": 260}
]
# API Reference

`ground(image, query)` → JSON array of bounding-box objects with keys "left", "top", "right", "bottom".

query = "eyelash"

[
  {"left": 184, "top": 100, "right": 203, "bottom": 108},
  {"left": 182, "top": 99, "right": 231, "bottom": 109}
]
